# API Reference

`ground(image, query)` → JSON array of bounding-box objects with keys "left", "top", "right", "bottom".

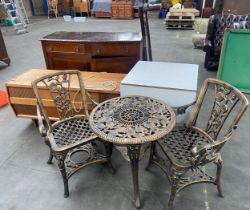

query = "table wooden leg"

[{"left": 127, "top": 144, "right": 141, "bottom": 209}]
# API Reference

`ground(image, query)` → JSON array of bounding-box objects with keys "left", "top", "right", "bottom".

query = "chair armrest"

[
  {"left": 173, "top": 100, "right": 196, "bottom": 115},
  {"left": 86, "top": 91, "right": 99, "bottom": 108},
  {"left": 190, "top": 127, "right": 236, "bottom": 166},
  {"left": 36, "top": 104, "right": 47, "bottom": 138},
  {"left": 191, "top": 142, "right": 216, "bottom": 165}
]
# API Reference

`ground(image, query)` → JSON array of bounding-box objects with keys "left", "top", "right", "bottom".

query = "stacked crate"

[
  {"left": 165, "top": 8, "right": 200, "bottom": 29},
  {"left": 112, "top": 0, "right": 133, "bottom": 19},
  {"left": 182, "top": 0, "right": 197, "bottom": 8}
]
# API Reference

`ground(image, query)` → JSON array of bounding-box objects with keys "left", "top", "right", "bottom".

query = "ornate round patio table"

[{"left": 89, "top": 95, "right": 176, "bottom": 208}]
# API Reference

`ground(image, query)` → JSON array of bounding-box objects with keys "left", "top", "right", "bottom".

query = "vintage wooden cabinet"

[
  {"left": 112, "top": 0, "right": 133, "bottom": 19},
  {"left": 73, "top": 0, "right": 90, "bottom": 14},
  {"left": 41, "top": 32, "right": 142, "bottom": 74},
  {"left": 6, "top": 69, "right": 125, "bottom": 120},
  {"left": 0, "top": 29, "right": 10, "bottom": 66}
]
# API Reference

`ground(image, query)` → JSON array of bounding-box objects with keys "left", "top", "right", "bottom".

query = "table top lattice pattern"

[{"left": 90, "top": 96, "right": 176, "bottom": 144}]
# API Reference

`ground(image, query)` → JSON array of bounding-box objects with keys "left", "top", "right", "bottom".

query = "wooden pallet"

[
  {"left": 165, "top": 8, "right": 198, "bottom": 29},
  {"left": 166, "top": 15, "right": 195, "bottom": 21},
  {"left": 169, "top": 8, "right": 200, "bottom": 16},
  {"left": 95, "top": 11, "right": 112, "bottom": 18},
  {"left": 166, "top": 15, "right": 195, "bottom": 29},
  {"left": 166, "top": 24, "right": 193, "bottom": 29}
]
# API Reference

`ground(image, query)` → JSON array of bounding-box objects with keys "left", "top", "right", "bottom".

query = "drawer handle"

[
  {"left": 75, "top": 46, "right": 79, "bottom": 52},
  {"left": 96, "top": 48, "right": 101, "bottom": 54},
  {"left": 48, "top": 47, "right": 52, "bottom": 51}
]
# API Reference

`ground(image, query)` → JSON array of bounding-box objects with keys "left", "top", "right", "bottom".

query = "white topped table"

[{"left": 120, "top": 61, "right": 198, "bottom": 108}]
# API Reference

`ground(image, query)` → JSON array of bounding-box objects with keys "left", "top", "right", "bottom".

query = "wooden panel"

[
  {"left": 41, "top": 32, "right": 142, "bottom": 74},
  {"left": 42, "top": 32, "right": 142, "bottom": 42},
  {"left": 112, "top": 0, "right": 133, "bottom": 19},
  {"left": 91, "top": 57, "right": 137, "bottom": 73},
  {"left": 23, "top": 0, "right": 32, "bottom": 17},
  {"left": 74, "top": 0, "right": 90, "bottom": 13},
  {"left": 89, "top": 43, "right": 139, "bottom": 56},
  {"left": 43, "top": 42, "right": 86, "bottom": 53},
  {"left": 223, "top": 0, "right": 250, "bottom": 15},
  {"left": 95, "top": 12, "right": 112, "bottom": 17},
  {"left": 31, "top": 0, "right": 45, "bottom": 15},
  {"left": 46, "top": 52, "right": 91, "bottom": 70},
  {"left": 6, "top": 69, "right": 125, "bottom": 120}
]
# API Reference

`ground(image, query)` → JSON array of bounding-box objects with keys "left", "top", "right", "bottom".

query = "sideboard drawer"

[
  {"left": 44, "top": 42, "right": 86, "bottom": 53},
  {"left": 91, "top": 57, "right": 138, "bottom": 73},
  {"left": 90, "top": 43, "right": 139, "bottom": 56}
]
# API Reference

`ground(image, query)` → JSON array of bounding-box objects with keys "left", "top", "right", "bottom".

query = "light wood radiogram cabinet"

[{"left": 41, "top": 31, "right": 142, "bottom": 74}]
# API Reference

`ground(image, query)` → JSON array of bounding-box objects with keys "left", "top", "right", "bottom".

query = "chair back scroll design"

[
  {"left": 147, "top": 78, "right": 249, "bottom": 210},
  {"left": 32, "top": 70, "right": 89, "bottom": 131},
  {"left": 188, "top": 78, "right": 249, "bottom": 143},
  {"left": 32, "top": 70, "right": 113, "bottom": 198}
]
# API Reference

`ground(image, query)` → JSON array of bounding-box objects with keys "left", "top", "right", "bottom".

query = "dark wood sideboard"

[
  {"left": 0, "top": 29, "right": 10, "bottom": 66},
  {"left": 41, "top": 31, "right": 142, "bottom": 74}
]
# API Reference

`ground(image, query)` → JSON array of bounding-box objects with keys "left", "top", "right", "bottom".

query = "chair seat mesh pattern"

[
  {"left": 158, "top": 127, "right": 213, "bottom": 167},
  {"left": 51, "top": 117, "right": 96, "bottom": 148}
]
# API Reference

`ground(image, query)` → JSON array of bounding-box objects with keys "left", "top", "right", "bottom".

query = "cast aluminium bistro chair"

[
  {"left": 146, "top": 78, "right": 249, "bottom": 210},
  {"left": 32, "top": 70, "right": 113, "bottom": 197}
]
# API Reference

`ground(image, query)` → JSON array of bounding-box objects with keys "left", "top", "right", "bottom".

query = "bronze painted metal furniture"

[
  {"left": 146, "top": 78, "right": 249, "bottom": 210},
  {"left": 89, "top": 95, "right": 176, "bottom": 208},
  {"left": 32, "top": 70, "right": 114, "bottom": 197}
]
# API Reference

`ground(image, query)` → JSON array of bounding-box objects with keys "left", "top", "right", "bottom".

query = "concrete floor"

[{"left": 0, "top": 15, "right": 250, "bottom": 210}]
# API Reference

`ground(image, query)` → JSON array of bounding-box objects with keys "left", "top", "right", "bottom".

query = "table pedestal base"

[{"left": 127, "top": 144, "right": 141, "bottom": 209}]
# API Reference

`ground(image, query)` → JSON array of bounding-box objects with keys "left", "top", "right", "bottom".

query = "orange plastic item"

[{"left": 0, "top": 90, "right": 8, "bottom": 107}]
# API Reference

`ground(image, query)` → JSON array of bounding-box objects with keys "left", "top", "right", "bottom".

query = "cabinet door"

[
  {"left": 124, "top": 4, "right": 132, "bottom": 18},
  {"left": 91, "top": 57, "right": 138, "bottom": 73},
  {"left": 47, "top": 52, "right": 91, "bottom": 71},
  {"left": 89, "top": 43, "right": 140, "bottom": 56},
  {"left": 118, "top": 5, "right": 125, "bottom": 17},
  {"left": 112, "top": 4, "right": 119, "bottom": 17}
]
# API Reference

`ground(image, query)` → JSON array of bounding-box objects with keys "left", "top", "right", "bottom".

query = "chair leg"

[
  {"left": 47, "top": 148, "right": 53, "bottom": 164},
  {"left": 44, "top": 138, "right": 53, "bottom": 164},
  {"left": 55, "top": 152, "right": 69, "bottom": 198},
  {"left": 167, "top": 185, "right": 177, "bottom": 210},
  {"left": 167, "top": 169, "right": 179, "bottom": 210},
  {"left": 146, "top": 142, "right": 156, "bottom": 171},
  {"left": 215, "top": 159, "right": 224, "bottom": 198}
]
